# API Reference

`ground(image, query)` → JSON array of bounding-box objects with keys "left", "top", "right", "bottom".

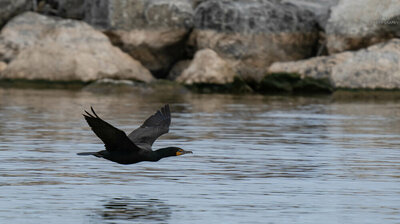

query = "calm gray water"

[{"left": 0, "top": 87, "right": 399, "bottom": 224}]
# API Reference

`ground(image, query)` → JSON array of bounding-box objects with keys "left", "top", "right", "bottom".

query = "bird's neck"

[{"left": 151, "top": 147, "right": 176, "bottom": 161}]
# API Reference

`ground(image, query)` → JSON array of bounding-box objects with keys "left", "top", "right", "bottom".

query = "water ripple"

[{"left": 0, "top": 88, "right": 399, "bottom": 223}]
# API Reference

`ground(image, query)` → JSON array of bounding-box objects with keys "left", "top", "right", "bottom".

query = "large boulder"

[
  {"left": 84, "top": 0, "right": 194, "bottom": 78},
  {"left": 0, "top": 12, "right": 153, "bottom": 82},
  {"left": 0, "top": 0, "right": 31, "bottom": 28},
  {"left": 177, "top": 49, "right": 235, "bottom": 85},
  {"left": 326, "top": 0, "right": 400, "bottom": 54},
  {"left": 0, "top": 11, "right": 57, "bottom": 62},
  {"left": 268, "top": 38, "right": 400, "bottom": 89},
  {"left": 190, "top": 0, "right": 319, "bottom": 82}
]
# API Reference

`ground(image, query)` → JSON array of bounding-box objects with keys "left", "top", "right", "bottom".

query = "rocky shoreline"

[{"left": 1, "top": 0, "right": 400, "bottom": 94}]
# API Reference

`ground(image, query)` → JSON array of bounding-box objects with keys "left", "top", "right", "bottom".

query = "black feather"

[
  {"left": 127, "top": 104, "right": 171, "bottom": 150},
  {"left": 82, "top": 107, "right": 140, "bottom": 152}
]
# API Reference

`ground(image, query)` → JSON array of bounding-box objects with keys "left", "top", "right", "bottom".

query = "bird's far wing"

[
  {"left": 128, "top": 104, "right": 171, "bottom": 150},
  {"left": 83, "top": 107, "right": 140, "bottom": 152}
]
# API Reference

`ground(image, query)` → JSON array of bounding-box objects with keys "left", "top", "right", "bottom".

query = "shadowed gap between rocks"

[{"left": 104, "top": 28, "right": 194, "bottom": 79}]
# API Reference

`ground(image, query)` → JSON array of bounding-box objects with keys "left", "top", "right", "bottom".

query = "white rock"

[
  {"left": 177, "top": 49, "right": 235, "bottom": 85},
  {"left": 269, "top": 39, "right": 400, "bottom": 89},
  {"left": 326, "top": 0, "right": 400, "bottom": 53},
  {"left": 0, "top": 12, "right": 153, "bottom": 82}
]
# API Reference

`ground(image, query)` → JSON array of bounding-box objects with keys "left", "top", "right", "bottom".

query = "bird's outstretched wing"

[
  {"left": 128, "top": 104, "right": 171, "bottom": 150},
  {"left": 83, "top": 107, "right": 140, "bottom": 152}
]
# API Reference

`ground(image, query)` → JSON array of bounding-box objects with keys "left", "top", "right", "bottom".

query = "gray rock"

[
  {"left": 191, "top": 0, "right": 319, "bottom": 81},
  {"left": 85, "top": 0, "right": 193, "bottom": 29},
  {"left": 191, "top": 0, "right": 207, "bottom": 7},
  {"left": 268, "top": 38, "right": 400, "bottom": 89},
  {"left": 0, "top": 0, "right": 31, "bottom": 28},
  {"left": 194, "top": 0, "right": 317, "bottom": 33},
  {"left": 282, "top": 0, "right": 339, "bottom": 30},
  {"left": 84, "top": 0, "right": 194, "bottom": 78},
  {"left": 326, "top": 0, "right": 400, "bottom": 54},
  {"left": 48, "top": 0, "right": 86, "bottom": 19},
  {"left": 0, "top": 12, "right": 153, "bottom": 83}
]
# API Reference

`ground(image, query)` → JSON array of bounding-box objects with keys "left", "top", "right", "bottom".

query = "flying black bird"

[{"left": 77, "top": 104, "right": 192, "bottom": 164}]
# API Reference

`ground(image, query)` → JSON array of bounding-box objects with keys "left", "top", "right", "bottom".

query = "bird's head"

[
  {"left": 156, "top": 147, "right": 193, "bottom": 159},
  {"left": 174, "top": 147, "right": 192, "bottom": 156}
]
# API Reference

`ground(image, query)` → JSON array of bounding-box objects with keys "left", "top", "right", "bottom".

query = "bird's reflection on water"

[{"left": 97, "top": 197, "right": 171, "bottom": 222}]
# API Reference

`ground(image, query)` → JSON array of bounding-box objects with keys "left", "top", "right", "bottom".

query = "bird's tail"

[{"left": 77, "top": 152, "right": 98, "bottom": 156}]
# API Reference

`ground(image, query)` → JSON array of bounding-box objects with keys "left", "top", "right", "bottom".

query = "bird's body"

[{"left": 78, "top": 105, "right": 191, "bottom": 164}]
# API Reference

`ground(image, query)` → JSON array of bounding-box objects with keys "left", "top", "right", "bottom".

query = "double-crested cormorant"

[{"left": 77, "top": 104, "right": 192, "bottom": 164}]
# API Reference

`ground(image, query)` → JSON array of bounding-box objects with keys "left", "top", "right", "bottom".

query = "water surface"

[{"left": 0, "top": 88, "right": 399, "bottom": 223}]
